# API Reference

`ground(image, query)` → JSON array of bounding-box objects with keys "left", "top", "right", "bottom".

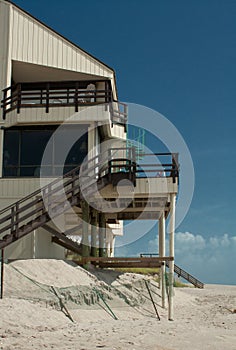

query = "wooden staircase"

[
  {"left": 0, "top": 165, "right": 81, "bottom": 251},
  {"left": 0, "top": 150, "right": 125, "bottom": 251},
  {"left": 140, "top": 254, "right": 204, "bottom": 288},
  {"left": 0, "top": 150, "right": 179, "bottom": 254},
  {"left": 165, "top": 261, "right": 204, "bottom": 289}
]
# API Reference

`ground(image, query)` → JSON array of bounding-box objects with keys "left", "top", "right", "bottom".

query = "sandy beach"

[{"left": 0, "top": 259, "right": 235, "bottom": 350}]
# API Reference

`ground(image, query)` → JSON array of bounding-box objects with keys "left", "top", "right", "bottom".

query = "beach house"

[{"left": 0, "top": 0, "right": 179, "bottom": 319}]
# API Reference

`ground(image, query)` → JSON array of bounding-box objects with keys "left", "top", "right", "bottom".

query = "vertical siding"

[
  {"left": 0, "top": 178, "right": 41, "bottom": 203},
  {"left": 3, "top": 105, "right": 110, "bottom": 128},
  {"left": 57, "top": 39, "right": 63, "bottom": 68},
  {"left": 10, "top": 5, "right": 113, "bottom": 78},
  {"left": 0, "top": 1, "right": 10, "bottom": 92},
  {"left": 28, "top": 20, "right": 34, "bottom": 62},
  {"left": 72, "top": 49, "right": 76, "bottom": 71},
  {"left": 32, "top": 21, "right": 38, "bottom": 63},
  {"left": 17, "top": 10, "right": 24, "bottom": 61}
]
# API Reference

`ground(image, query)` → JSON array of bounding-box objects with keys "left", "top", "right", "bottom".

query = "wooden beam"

[{"left": 76, "top": 256, "right": 174, "bottom": 269}]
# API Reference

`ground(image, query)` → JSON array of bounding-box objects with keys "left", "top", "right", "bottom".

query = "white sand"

[{"left": 0, "top": 259, "right": 235, "bottom": 350}]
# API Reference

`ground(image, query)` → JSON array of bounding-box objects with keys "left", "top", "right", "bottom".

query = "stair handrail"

[{"left": 0, "top": 149, "right": 179, "bottom": 218}]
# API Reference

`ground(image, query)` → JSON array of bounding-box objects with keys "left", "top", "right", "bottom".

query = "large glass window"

[
  {"left": 3, "top": 130, "right": 19, "bottom": 177},
  {"left": 3, "top": 125, "right": 88, "bottom": 177}
]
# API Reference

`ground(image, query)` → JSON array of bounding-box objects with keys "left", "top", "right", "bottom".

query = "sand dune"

[{"left": 0, "top": 259, "right": 235, "bottom": 350}]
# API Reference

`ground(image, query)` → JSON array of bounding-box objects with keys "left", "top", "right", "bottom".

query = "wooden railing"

[
  {"left": 0, "top": 164, "right": 81, "bottom": 250},
  {"left": 0, "top": 148, "right": 179, "bottom": 251},
  {"left": 1, "top": 80, "right": 128, "bottom": 127},
  {"left": 100, "top": 149, "right": 179, "bottom": 183},
  {"left": 109, "top": 100, "right": 128, "bottom": 130},
  {"left": 140, "top": 253, "right": 204, "bottom": 289},
  {"left": 165, "top": 261, "right": 204, "bottom": 289}
]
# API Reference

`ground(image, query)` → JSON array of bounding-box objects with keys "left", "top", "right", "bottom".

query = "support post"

[
  {"left": 1, "top": 249, "right": 4, "bottom": 299},
  {"left": 111, "top": 236, "right": 116, "bottom": 257},
  {"left": 90, "top": 209, "right": 98, "bottom": 257},
  {"left": 168, "top": 193, "right": 176, "bottom": 321},
  {"left": 159, "top": 213, "right": 166, "bottom": 308},
  {"left": 81, "top": 201, "right": 90, "bottom": 257},
  {"left": 99, "top": 213, "right": 106, "bottom": 257},
  {"left": 105, "top": 228, "right": 112, "bottom": 257}
]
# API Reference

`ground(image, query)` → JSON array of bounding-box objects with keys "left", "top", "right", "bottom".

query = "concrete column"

[
  {"left": 98, "top": 213, "right": 106, "bottom": 257},
  {"left": 105, "top": 228, "right": 113, "bottom": 257},
  {"left": 168, "top": 193, "right": 176, "bottom": 321},
  {"left": 81, "top": 201, "right": 90, "bottom": 257},
  {"left": 106, "top": 237, "right": 111, "bottom": 257},
  {"left": 159, "top": 213, "right": 166, "bottom": 308},
  {"left": 111, "top": 236, "right": 116, "bottom": 257},
  {"left": 90, "top": 209, "right": 98, "bottom": 257}
]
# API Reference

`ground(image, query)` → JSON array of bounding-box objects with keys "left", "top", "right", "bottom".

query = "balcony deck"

[
  {"left": 1, "top": 80, "right": 127, "bottom": 129},
  {"left": 79, "top": 150, "right": 179, "bottom": 220}
]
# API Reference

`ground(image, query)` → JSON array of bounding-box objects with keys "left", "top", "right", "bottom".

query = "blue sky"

[{"left": 12, "top": 0, "right": 236, "bottom": 284}]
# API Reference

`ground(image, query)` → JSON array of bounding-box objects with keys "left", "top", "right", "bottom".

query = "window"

[{"left": 3, "top": 125, "right": 88, "bottom": 177}]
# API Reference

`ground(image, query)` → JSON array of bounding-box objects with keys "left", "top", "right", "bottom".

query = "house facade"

[
  {"left": 0, "top": 0, "right": 127, "bottom": 259},
  {"left": 0, "top": 0, "right": 179, "bottom": 320}
]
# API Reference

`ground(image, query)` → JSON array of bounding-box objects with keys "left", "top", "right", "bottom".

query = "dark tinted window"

[
  {"left": 3, "top": 126, "right": 88, "bottom": 177},
  {"left": 21, "top": 130, "right": 52, "bottom": 165},
  {"left": 3, "top": 130, "right": 19, "bottom": 167}
]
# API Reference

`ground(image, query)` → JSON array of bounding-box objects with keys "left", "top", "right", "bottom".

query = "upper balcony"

[{"left": 1, "top": 80, "right": 127, "bottom": 132}]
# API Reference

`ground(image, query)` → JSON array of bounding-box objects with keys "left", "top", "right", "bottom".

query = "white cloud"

[
  {"left": 176, "top": 231, "right": 206, "bottom": 251},
  {"left": 146, "top": 232, "right": 236, "bottom": 285}
]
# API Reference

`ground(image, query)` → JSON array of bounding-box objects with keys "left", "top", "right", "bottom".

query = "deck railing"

[
  {"left": 1, "top": 80, "right": 127, "bottom": 127},
  {"left": 80, "top": 148, "right": 179, "bottom": 189}
]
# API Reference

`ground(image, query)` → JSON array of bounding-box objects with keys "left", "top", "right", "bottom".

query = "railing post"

[
  {"left": 2, "top": 88, "right": 7, "bottom": 120},
  {"left": 172, "top": 153, "right": 179, "bottom": 183},
  {"left": 46, "top": 83, "right": 50, "bottom": 113},
  {"left": 108, "top": 160, "right": 112, "bottom": 182},
  {"left": 47, "top": 183, "right": 52, "bottom": 216},
  {"left": 17, "top": 84, "right": 21, "bottom": 115},
  {"left": 40, "top": 89, "right": 43, "bottom": 104},
  {"left": 106, "top": 147, "right": 111, "bottom": 180},
  {"left": 11, "top": 206, "right": 15, "bottom": 236},
  {"left": 124, "top": 104, "right": 128, "bottom": 132},
  {"left": 15, "top": 202, "right": 19, "bottom": 238},
  {"left": 75, "top": 82, "right": 79, "bottom": 112},
  {"left": 105, "top": 81, "right": 108, "bottom": 103}
]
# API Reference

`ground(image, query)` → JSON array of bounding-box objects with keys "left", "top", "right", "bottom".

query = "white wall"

[
  {"left": 0, "top": 1, "right": 11, "bottom": 98},
  {"left": 5, "top": 232, "right": 35, "bottom": 259},
  {"left": 0, "top": 178, "right": 41, "bottom": 209},
  {"left": 34, "top": 228, "right": 65, "bottom": 259},
  {"left": 4, "top": 229, "right": 65, "bottom": 260},
  {"left": 3, "top": 105, "right": 111, "bottom": 129}
]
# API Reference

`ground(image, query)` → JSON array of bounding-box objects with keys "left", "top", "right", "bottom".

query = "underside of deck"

[{"left": 75, "top": 256, "right": 174, "bottom": 268}]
